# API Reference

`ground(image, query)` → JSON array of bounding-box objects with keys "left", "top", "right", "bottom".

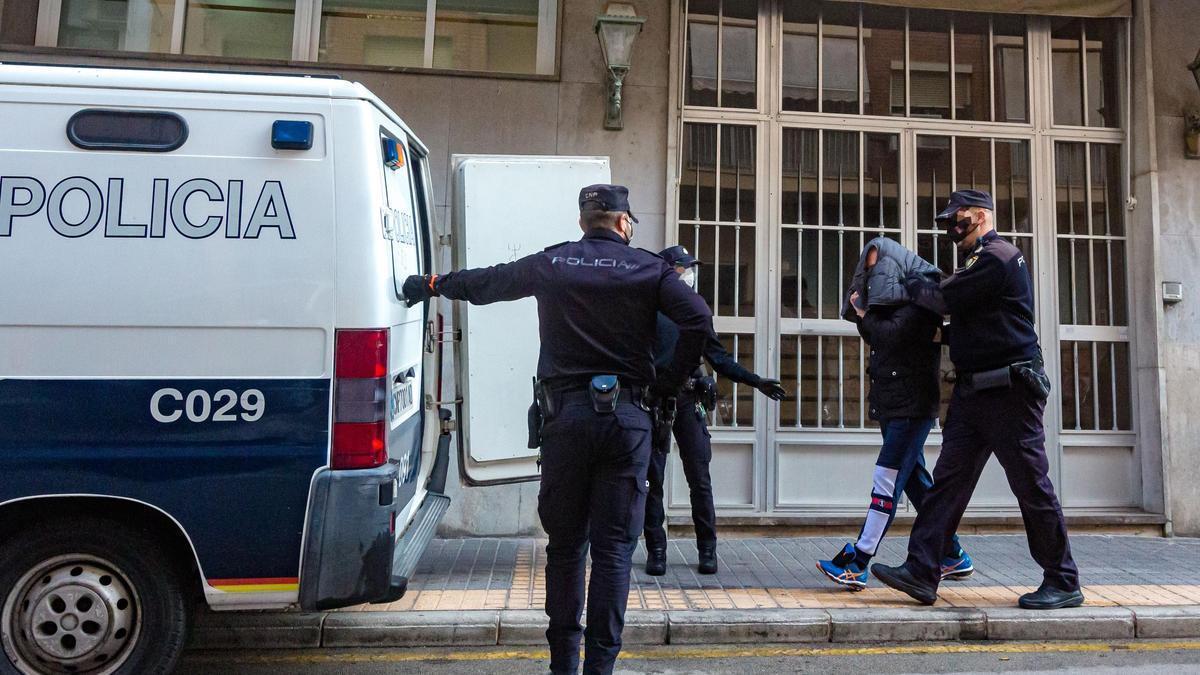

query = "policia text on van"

[
  {"left": 0, "top": 64, "right": 455, "bottom": 675},
  {"left": 0, "top": 176, "right": 297, "bottom": 239}
]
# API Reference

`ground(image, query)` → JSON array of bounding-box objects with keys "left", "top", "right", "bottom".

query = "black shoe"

[
  {"left": 698, "top": 543, "right": 718, "bottom": 575},
  {"left": 645, "top": 547, "right": 666, "bottom": 576},
  {"left": 871, "top": 563, "right": 938, "bottom": 605},
  {"left": 1018, "top": 583, "right": 1085, "bottom": 610}
]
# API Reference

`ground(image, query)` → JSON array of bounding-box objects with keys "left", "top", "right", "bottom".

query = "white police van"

[{"left": 0, "top": 63, "right": 470, "bottom": 674}]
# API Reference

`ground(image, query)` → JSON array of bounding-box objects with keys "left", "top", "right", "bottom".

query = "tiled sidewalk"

[{"left": 345, "top": 535, "right": 1200, "bottom": 613}]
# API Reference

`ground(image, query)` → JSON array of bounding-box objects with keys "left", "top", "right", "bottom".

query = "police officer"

[
  {"left": 402, "top": 185, "right": 712, "bottom": 675},
  {"left": 872, "top": 189, "right": 1083, "bottom": 610},
  {"left": 643, "top": 245, "right": 785, "bottom": 577}
]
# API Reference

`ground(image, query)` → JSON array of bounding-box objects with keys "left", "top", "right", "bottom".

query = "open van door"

[{"left": 450, "top": 155, "right": 611, "bottom": 485}]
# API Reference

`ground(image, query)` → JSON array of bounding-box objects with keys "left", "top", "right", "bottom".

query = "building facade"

[{"left": 2, "top": 0, "right": 1196, "bottom": 536}]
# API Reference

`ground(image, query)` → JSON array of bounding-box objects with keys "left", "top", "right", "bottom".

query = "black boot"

[
  {"left": 698, "top": 542, "right": 718, "bottom": 575},
  {"left": 645, "top": 546, "right": 667, "bottom": 576},
  {"left": 1018, "top": 583, "right": 1084, "bottom": 610}
]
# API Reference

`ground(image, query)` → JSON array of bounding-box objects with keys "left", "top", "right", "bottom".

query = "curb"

[{"left": 189, "top": 605, "right": 1200, "bottom": 650}]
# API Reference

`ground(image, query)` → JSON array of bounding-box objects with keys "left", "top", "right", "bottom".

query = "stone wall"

[{"left": 1149, "top": 0, "right": 1200, "bottom": 536}]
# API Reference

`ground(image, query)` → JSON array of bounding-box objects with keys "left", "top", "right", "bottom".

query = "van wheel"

[{"left": 0, "top": 519, "right": 191, "bottom": 675}]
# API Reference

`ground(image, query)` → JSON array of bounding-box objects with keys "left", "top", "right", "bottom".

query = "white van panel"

[
  {"left": 452, "top": 155, "right": 610, "bottom": 484},
  {"left": 0, "top": 97, "right": 337, "bottom": 378}
]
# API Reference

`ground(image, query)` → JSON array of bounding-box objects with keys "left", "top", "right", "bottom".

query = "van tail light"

[{"left": 332, "top": 329, "right": 389, "bottom": 470}]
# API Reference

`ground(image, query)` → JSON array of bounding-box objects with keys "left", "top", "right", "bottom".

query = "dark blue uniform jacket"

[
  {"left": 653, "top": 315, "right": 758, "bottom": 387},
  {"left": 436, "top": 228, "right": 713, "bottom": 390},
  {"left": 906, "top": 230, "right": 1039, "bottom": 372}
]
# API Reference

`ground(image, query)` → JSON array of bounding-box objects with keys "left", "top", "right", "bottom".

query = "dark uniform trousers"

[
  {"left": 905, "top": 380, "right": 1079, "bottom": 591},
  {"left": 538, "top": 395, "right": 652, "bottom": 675},
  {"left": 643, "top": 390, "right": 716, "bottom": 550}
]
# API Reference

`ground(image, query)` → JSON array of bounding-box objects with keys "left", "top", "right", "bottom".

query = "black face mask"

[{"left": 944, "top": 214, "right": 977, "bottom": 244}]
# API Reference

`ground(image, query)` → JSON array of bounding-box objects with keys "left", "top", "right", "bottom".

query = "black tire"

[{"left": 0, "top": 517, "right": 192, "bottom": 675}]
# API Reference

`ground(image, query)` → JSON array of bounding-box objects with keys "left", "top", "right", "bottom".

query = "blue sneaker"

[
  {"left": 940, "top": 549, "right": 974, "bottom": 580},
  {"left": 817, "top": 543, "right": 869, "bottom": 591}
]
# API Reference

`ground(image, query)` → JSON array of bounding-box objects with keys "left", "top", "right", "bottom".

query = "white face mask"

[{"left": 680, "top": 267, "right": 697, "bottom": 290}]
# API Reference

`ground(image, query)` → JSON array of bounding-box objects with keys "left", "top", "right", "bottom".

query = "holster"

[
  {"left": 1010, "top": 355, "right": 1051, "bottom": 402},
  {"left": 527, "top": 378, "right": 544, "bottom": 449},
  {"left": 651, "top": 397, "right": 677, "bottom": 453},
  {"left": 695, "top": 376, "right": 717, "bottom": 414}
]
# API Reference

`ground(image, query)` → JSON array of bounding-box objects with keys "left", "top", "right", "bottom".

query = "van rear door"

[
  {"left": 450, "top": 155, "right": 611, "bottom": 485},
  {"left": 378, "top": 130, "right": 429, "bottom": 507}
]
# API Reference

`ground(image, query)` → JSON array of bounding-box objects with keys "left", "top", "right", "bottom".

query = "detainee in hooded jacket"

[{"left": 842, "top": 237, "right": 943, "bottom": 421}]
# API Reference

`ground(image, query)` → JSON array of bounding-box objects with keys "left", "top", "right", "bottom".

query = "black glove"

[
  {"left": 755, "top": 378, "right": 787, "bottom": 401},
  {"left": 402, "top": 274, "right": 439, "bottom": 307}
]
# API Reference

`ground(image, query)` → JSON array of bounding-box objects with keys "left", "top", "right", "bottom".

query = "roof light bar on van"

[
  {"left": 333, "top": 329, "right": 389, "bottom": 470},
  {"left": 271, "top": 120, "right": 313, "bottom": 150},
  {"left": 381, "top": 137, "right": 404, "bottom": 170}
]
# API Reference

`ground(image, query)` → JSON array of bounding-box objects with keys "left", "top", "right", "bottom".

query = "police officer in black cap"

[
  {"left": 871, "top": 189, "right": 1083, "bottom": 610},
  {"left": 402, "top": 184, "right": 712, "bottom": 675},
  {"left": 643, "top": 245, "right": 785, "bottom": 577}
]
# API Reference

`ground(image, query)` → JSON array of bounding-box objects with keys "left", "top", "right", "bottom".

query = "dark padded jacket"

[{"left": 855, "top": 304, "right": 941, "bottom": 421}]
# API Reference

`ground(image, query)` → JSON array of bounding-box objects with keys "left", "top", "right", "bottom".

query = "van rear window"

[{"left": 67, "top": 109, "right": 188, "bottom": 152}]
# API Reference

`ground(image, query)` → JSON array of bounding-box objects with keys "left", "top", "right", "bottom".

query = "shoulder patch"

[{"left": 543, "top": 241, "right": 571, "bottom": 252}]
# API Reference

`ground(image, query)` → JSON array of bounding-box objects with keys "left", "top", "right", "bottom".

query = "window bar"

[
  {"left": 693, "top": 125, "right": 701, "bottom": 221},
  {"left": 816, "top": 7, "right": 824, "bottom": 114},
  {"left": 837, "top": 159, "right": 845, "bottom": 227},
  {"left": 1078, "top": 21, "right": 1089, "bottom": 126},
  {"left": 903, "top": 8, "right": 910, "bottom": 117},
  {"left": 949, "top": 136, "right": 958, "bottom": 268},
  {"left": 877, "top": 164, "right": 885, "bottom": 231},
  {"left": 858, "top": 131, "right": 865, "bottom": 232},
  {"left": 837, "top": 336, "right": 845, "bottom": 428},
  {"left": 816, "top": 334, "right": 824, "bottom": 428},
  {"left": 796, "top": 335, "right": 803, "bottom": 426},
  {"left": 1102, "top": 156, "right": 1116, "bottom": 325},
  {"left": 988, "top": 17, "right": 996, "bottom": 122},
  {"left": 1080, "top": 341, "right": 1089, "bottom": 429},
  {"left": 988, "top": 139, "right": 998, "bottom": 227},
  {"left": 732, "top": 334, "right": 739, "bottom": 426},
  {"left": 1009, "top": 172, "right": 1017, "bottom": 231},
  {"left": 714, "top": 125, "right": 723, "bottom": 314},
  {"left": 1067, "top": 146, "right": 1078, "bottom": 323},
  {"left": 859, "top": 253, "right": 867, "bottom": 428},
  {"left": 795, "top": 131, "right": 803, "bottom": 224},
  {"left": 1091, "top": 340, "right": 1100, "bottom": 430},
  {"left": 1084, "top": 144, "right": 1098, "bottom": 326},
  {"left": 817, "top": 130, "right": 824, "bottom": 317},
  {"left": 931, "top": 165, "right": 939, "bottom": 271},
  {"left": 1110, "top": 342, "right": 1119, "bottom": 431},
  {"left": 716, "top": 0, "right": 725, "bottom": 107},
  {"left": 795, "top": 131, "right": 803, "bottom": 318},
  {"left": 733, "top": 128, "right": 742, "bottom": 318},
  {"left": 857, "top": 4, "right": 864, "bottom": 116},
  {"left": 949, "top": 16, "right": 956, "bottom": 120}
]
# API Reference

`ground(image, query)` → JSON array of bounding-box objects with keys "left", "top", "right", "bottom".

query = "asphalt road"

[{"left": 178, "top": 640, "right": 1200, "bottom": 674}]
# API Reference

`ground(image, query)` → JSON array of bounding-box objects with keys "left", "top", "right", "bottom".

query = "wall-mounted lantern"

[
  {"left": 594, "top": 3, "right": 646, "bottom": 130},
  {"left": 1186, "top": 49, "right": 1200, "bottom": 158}
]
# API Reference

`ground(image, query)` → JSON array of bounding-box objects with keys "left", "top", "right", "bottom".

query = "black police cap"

[
  {"left": 658, "top": 245, "right": 701, "bottom": 267},
  {"left": 936, "top": 189, "right": 995, "bottom": 222},
  {"left": 578, "top": 184, "right": 639, "bottom": 223}
]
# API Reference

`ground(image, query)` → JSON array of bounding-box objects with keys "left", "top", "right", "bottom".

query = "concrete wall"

[{"left": 1148, "top": 0, "right": 1200, "bottom": 536}]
